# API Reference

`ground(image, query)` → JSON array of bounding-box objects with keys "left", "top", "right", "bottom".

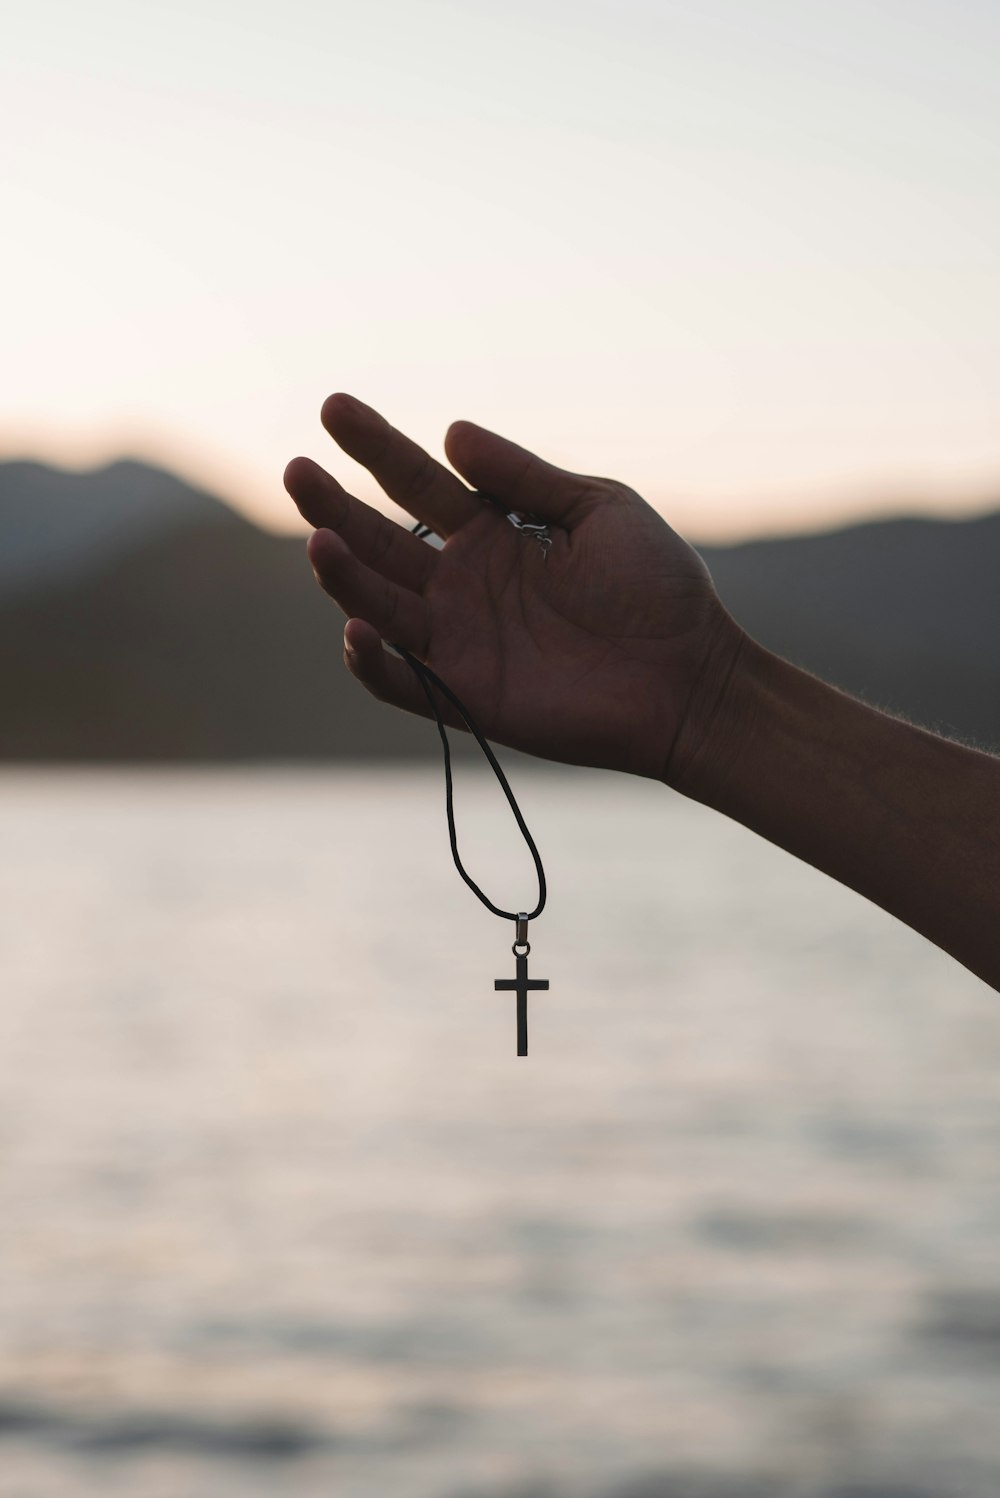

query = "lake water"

[{"left": 1, "top": 765, "right": 998, "bottom": 1498}]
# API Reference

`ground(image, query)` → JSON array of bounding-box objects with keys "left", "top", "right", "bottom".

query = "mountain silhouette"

[
  {"left": 0, "top": 459, "right": 228, "bottom": 601},
  {"left": 704, "top": 510, "right": 1000, "bottom": 750},
  {"left": 1, "top": 459, "right": 998, "bottom": 760}
]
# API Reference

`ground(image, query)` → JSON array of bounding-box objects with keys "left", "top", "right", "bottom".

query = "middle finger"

[{"left": 321, "top": 393, "right": 482, "bottom": 539}]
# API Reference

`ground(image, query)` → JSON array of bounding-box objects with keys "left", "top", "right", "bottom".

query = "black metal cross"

[{"left": 495, "top": 949, "right": 549, "bottom": 1057}]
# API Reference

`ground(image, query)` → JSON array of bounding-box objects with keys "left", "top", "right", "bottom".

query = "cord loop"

[{"left": 386, "top": 642, "right": 546, "bottom": 924}]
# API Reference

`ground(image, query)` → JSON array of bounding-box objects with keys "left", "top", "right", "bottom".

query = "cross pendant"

[{"left": 494, "top": 914, "right": 548, "bottom": 1057}]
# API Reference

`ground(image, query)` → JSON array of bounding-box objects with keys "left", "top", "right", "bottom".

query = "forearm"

[{"left": 669, "top": 633, "right": 1000, "bottom": 990}]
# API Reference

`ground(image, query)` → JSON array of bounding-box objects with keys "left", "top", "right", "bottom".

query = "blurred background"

[{"left": 2, "top": 2, "right": 1000, "bottom": 1495}]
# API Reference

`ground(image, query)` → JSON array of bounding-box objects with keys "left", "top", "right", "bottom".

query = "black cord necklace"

[{"left": 385, "top": 492, "right": 551, "bottom": 1056}]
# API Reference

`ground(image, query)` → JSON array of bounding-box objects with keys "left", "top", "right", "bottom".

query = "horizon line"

[{"left": 2, "top": 441, "right": 999, "bottom": 551}]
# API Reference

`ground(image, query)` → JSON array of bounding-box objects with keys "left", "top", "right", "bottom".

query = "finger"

[
  {"left": 343, "top": 618, "right": 469, "bottom": 732},
  {"left": 444, "top": 420, "right": 604, "bottom": 526},
  {"left": 284, "top": 455, "right": 437, "bottom": 594},
  {"left": 321, "top": 393, "right": 481, "bottom": 539},
  {"left": 309, "top": 529, "right": 431, "bottom": 658}
]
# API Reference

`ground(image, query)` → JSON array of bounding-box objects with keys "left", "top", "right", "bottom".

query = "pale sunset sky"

[{"left": 3, "top": 0, "right": 999, "bottom": 540}]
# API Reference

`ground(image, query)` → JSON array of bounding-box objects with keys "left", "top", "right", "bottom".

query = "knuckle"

[
  {"left": 368, "top": 517, "right": 397, "bottom": 566},
  {"left": 381, "top": 586, "right": 401, "bottom": 633},
  {"left": 509, "top": 451, "right": 539, "bottom": 505},
  {"left": 585, "top": 474, "right": 626, "bottom": 498},
  {"left": 369, "top": 423, "right": 394, "bottom": 467},
  {"left": 406, "top": 449, "right": 438, "bottom": 502}
]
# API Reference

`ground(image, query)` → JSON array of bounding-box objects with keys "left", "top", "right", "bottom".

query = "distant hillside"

[
  {"left": 0, "top": 459, "right": 232, "bottom": 599},
  {"left": 0, "top": 508, "right": 438, "bottom": 761},
  {"left": 701, "top": 511, "right": 1000, "bottom": 749},
  {"left": 0, "top": 459, "right": 998, "bottom": 759}
]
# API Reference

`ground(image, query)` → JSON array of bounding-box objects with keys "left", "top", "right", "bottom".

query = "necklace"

[{"left": 386, "top": 493, "right": 552, "bottom": 1056}]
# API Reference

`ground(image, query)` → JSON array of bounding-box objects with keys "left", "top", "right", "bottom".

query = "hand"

[{"left": 283, "top": 394, "right": 746, "bottom": 782}]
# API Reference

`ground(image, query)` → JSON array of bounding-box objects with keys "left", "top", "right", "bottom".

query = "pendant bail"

[{"left": 515, "top": 912, "right": 529, "bottom": 945}]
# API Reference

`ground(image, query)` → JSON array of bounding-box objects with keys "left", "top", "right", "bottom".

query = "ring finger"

[{"left": 308, "top": 529, "right": 432, "bottom": 658}]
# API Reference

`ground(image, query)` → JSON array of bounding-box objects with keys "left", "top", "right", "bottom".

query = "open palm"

[{"left": 284, "top": 394, "right": 743, "bottom": 782}]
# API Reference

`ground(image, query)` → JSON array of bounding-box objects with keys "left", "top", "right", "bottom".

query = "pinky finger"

[{"left": 343, "top": 619, "right": 468, "bottom": 732}]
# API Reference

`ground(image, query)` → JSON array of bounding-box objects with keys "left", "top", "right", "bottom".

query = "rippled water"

[{"left": 1, "top": 765, "right": 998, "bottom": 1498}]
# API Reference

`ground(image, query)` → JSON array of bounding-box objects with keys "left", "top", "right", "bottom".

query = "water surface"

[{"left": 0, "top": 766, "right": 998, "bottom": 1497}]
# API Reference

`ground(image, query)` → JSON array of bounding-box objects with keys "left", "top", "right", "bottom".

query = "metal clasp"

[{"left": 477, "top": 491, "right": 552, "bottom": 560}]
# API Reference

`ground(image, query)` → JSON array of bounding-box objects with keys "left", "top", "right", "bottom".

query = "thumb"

[{"left": 444, "top": 419, "right": 597, "bottom": 525}]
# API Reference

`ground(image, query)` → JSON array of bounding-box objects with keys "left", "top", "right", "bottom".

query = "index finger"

[{"left": 321, "top": 394, "right": 482, "bottom": 540}]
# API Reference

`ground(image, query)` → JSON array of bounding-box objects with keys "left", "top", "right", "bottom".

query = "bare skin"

[
  {"left": 284, "top": 393, "right": 1000, "bottom": 992},
  {"left": 284, "top": 393, "right": 744, "bottom": 783}
]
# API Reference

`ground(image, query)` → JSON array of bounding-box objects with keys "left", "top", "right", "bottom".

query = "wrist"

[{"left": 660, "top": 618, "right": 771, "bottom": 803}]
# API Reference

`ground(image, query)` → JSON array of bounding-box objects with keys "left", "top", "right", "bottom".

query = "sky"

[{"left": 3, "top": 0, "right": 999, "bottom": 541}]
